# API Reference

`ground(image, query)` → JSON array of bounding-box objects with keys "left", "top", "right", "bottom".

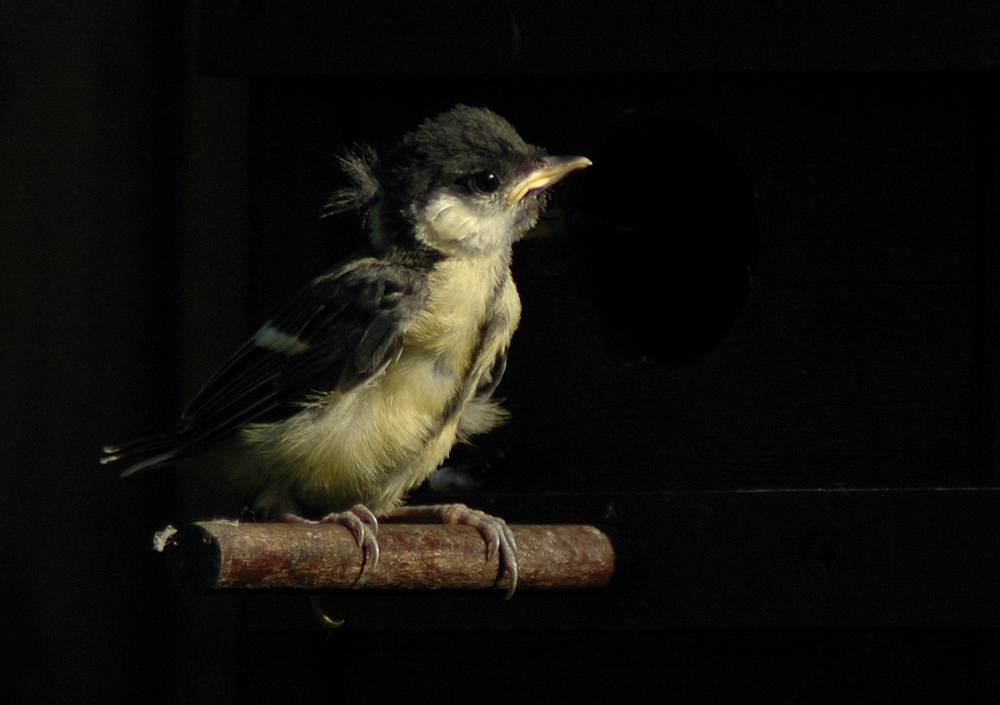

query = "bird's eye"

[{"left": 465, "top": 171, "right": 501, "bottom": 194}]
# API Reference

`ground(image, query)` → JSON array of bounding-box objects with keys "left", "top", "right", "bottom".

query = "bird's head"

[{"left": 368, "top": 105, "right": 590, "bottom": 257}]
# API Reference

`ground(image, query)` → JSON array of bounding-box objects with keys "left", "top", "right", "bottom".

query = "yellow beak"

[{"left": 508, "top": 155, "right": 593, "bottom": 205}]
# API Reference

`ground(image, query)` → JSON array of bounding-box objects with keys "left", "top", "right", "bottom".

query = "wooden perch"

[{"left": 155, "top": 521, "right": 614, "bottom": 593}]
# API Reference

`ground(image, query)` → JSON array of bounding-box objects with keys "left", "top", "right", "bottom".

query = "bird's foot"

[
  {"left": 321, "top": 505, "right": 381, "bottom": 575},
  {"left": 279, "top": 505, "right": 381, "bottom": 578},
  {"left": 388, "top": 503, "right": 519, "bottom": 598}
]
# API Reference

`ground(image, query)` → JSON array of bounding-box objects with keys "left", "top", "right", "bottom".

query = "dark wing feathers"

[
  {"left": 109, "top": 258, "right": 429, "bottom": 473},
  {"left": 186, "top": 258, "right": 427, "bottom": 428}
]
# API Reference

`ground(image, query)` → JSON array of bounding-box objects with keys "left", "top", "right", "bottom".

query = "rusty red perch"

[{"left": 155, "top": 521, "right": 614, "bottom": 593}]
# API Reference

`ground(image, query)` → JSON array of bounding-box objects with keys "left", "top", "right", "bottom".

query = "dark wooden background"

[{"left": 2, "top": 1, "right": 997, "bottom": 703}]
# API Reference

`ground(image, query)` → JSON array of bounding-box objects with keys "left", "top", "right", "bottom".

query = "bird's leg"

[
  {"left": 385, "top": 503, "right": 519, "bottom": 598},
  {"left": 278, "top": 505, "right": 381, "bottom": 577}
]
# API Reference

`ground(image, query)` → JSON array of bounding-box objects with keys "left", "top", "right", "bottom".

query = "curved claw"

[
  {"left": 319, "top": 505, "right": 381, "bottom": 578},
  {"left": 434, "top": 503, "right": 520, "bottom": 598}
]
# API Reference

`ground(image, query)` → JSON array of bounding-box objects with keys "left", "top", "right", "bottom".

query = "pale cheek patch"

[
  {"left": 423, "top": 193, "right": 477, "bottom": 241},
  {"left": 418, "top": 192, "right": 515, "bottom": 255}
]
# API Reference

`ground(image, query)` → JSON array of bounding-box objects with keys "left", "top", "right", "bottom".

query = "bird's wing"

[
  {"left": 184, "top": 257, "right": 428, "bottom": 439},
  {"left": 115, "top": 258, "right": 429, "bottom": 471}
]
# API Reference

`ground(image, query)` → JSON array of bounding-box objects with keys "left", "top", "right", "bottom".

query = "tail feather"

[{"left": 101, "top": 433, "right": 179, "bottom": 478}]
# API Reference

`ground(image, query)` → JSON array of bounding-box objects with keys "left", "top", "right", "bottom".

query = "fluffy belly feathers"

[{"left": 242, "top": 260, "right": 520, "bottom": 516}]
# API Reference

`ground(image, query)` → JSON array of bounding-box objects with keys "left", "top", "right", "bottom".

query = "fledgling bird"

[{"left": 102, "top": 105, "right": 591, "bottom": 596}]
